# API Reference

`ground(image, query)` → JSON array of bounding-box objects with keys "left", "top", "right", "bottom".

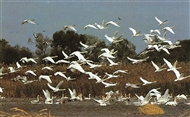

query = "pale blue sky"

[{"left": 1, "top": 0, "right": 189, "bottom": 53}]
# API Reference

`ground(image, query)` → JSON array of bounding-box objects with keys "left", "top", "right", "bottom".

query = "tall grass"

[{"left": 0, "top": 62, "right": 190, "bottom": 98}]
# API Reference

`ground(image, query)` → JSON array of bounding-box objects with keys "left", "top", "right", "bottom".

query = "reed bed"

[
  {"left": 0, "top": 61, "right": 190, "bottom": 98},
  {"left": 0, "top": 107, "right": 54, "bottom": 117}
]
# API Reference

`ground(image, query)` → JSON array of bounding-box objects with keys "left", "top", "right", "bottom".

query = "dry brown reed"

[
  {"left": 0, "top": 61, "right": 190, "bottom": 98},
  {"left": 0, "top": 107, "right": 54, "bottom": 117},
  {"left": 138, "top": 104, "right": 164, "bottom": 115}
]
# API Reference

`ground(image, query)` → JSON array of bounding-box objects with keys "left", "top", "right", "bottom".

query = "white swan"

[
  {"left": 31, "top": 95, "right": 40, "bottom": 104},
  {"left": 62, "top": 50, "right": 73, "bottom": 60},
  {"left": 42, "top": 89, "right": 56, "bottom": 104},
  {"left": 125, "top": 83, "right": 140, "bottom": 88},
  {"left": 0, "top": 67, "right": 7, "bottom": 76},
  {"left": 106, "top": 58, "right": 120, "bottom": 66},
  {"left": 156, "top": 89, "right": 170, "bottom": 104},
  {"left": 67, "top": 61, "right": 86, "bottom": 73},
  {"left": 113, "top": 69, "right": 128, "bottom": 74},
  {"left": 155, "top": 16, "right": 168, "bottom": 25},
  {"left": 0, "top": 87, "right": 4, "bottom": 93},
  {"left": 20, "top": 57, "right": 37, "bottom": 64},
  {"left": 25, "top": 70, "right": 37, "bottom": 76},
  {"left": 173, "top": 69, "right": 190, "bottom": 81},
  {"left": 42, "top": 56, "right": 58, "bottom": 64},
  {"left": 93, "top": 96, "right": 107, "bottom": 106},
  {"left": 84, "top": 94, "right": 91, "bottom": 100},
  {"left": 151, "top": 61, "right": 166, "bottom": 72},
  {"left": 21, "top": 19, "right": 36, "bottom": 25},
  {"left": 84, "top": 24, "right": 98, "bottom": 30},
  {"left": 79, "top": 41, "right": 97, "bottom": 50},
  {"left": 165, "top": 96, "right": 178, "bottom": 106},
  {"left": 41, "top": 66, "right": 53, "bottom": 71},
  {"left": 68, "top": 88, "right": 77, "bottom": 100},
  {"left": 163, "top": 58, "right": 181, "bottom": 71},
  {"left": 129, "top": 27, "right": 141, "bottom": 37},
  {"left": 105, "top": 21, "right": 120, "bottom": 27},
  {"left": 127, "top": 56, "right": 149, "bottom": 64},
  {"left": 55, "top": 59, "right": 70, "bottom": 64},
  {"left": 150, "top": 29, "right": 161, "bottom": 35},
  {"left": 140, "top": 77, "right": 156, "bottom": 85},
  {"left": 8, "top": 67, "right": 19, "bottom": 73},
  {"left": 86, "top": 62, "right": 102, "bottom": 68},
  {"left": 38, "top": 75, "right": 52, "bottom": 84},
  {"left": 162, "top": 26, "right": 175, "bottom": 34},
  {"left": 101, "top": 81, "right": 117, "bottom": 88},
  {"left": 63, "top": 25, "right": 77, "bottom": 32},
  {"left": 47, "top": 80, "right": 65, "bottom": 92},
  {"left": 94, "top": 20, "right": 109, "bottom": 30},
  {"left": 135, "top": 91, "right": 152, "bottom": 106}
]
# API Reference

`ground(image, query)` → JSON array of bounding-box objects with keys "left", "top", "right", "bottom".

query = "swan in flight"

[
  {"left": 101, "top": 81, "right": 117, "bottom": 88},
  {"left": 150, "top": 29, "right": 161, "bottom": 35},
  {"left": 21, "top": 19, "right": 36, "bottom": 25},
  {"left": 113, "top": 69, "right": 128, "bottom": 74},
  {"left": 42, "top": 66, "right": 53, "bottom": 71},
  {"left": 47, "top": 80, "right": 65, "bottom": 92},
  {"left": 84, "top": 24, "right": 98, "bottom": 30},
  {"left": 25, "top": 70, "right": 37, "bottom": 76},
  {"left": 55, "top": 59, "right": 70, "bottom": 64},
  {"left": 62, "top": 50, "right": 73, "bottom": 60},
  {"left": 67, "top": 61, "right": 86, "bottom": 73},
  {"left": 104, "top": 33, "right": 123, "bottom": 44},
  {"left": 68, "top": 88, "right": 77, "bottom": 100},
  {"left": 140, "top": 77, "right": 156, "bottom": 85},
  {"left": 127, "top": 56, "right": 149, "bottom": 64},
  {"left": 20, "top": 57, "right": 37, "bottom": 64},
  {"left": 86, "top": 62, "right": 102, "bottom": 68},
  {"left": 0, "top": 67, "right": 7, "bottom": 76},
  {"left": 135, "top": 91, "right": 152, "bottom": 106},
  {"left": 162, "top": 26, "right": 175, "bottom": 34},
  {"left": 106, "top": 58, "right": 120, "bottom": 66},
  {"left": 151, "top": 61, "right": 166, "bottom": 72},
  {"left": 173, "top": 69, "right": 190, "bottom": 81},
  {"left": 79, "top": 41, "right": 97, "bottom": 50},
  {"left": 42, "top": 56, "right": 58, "bottom": 64},
  {"left": 105, "top": 21, "right": 120, "bottom": 27},
  {"left": 42, "top": 89, "right": 55, "bottom": 104},
  {"left": 94, "top": 20, "right": 109, "bottom": 30},
  {"left": 129, "top": 27, "right": 141, "bottom": 37},
  {"left": 63, "top": 25, "right": 77, "bottom": 32},
  {"left": 0, "top": 87, "right": 4, "bottom": 93},
  {"left": 156, "top": 89, "right": 170, "bottom": 104},
  {"left": 38, "top": 75, "right": 52, "bottom": 84},
  {"left": 155, "top": 16, "right": 168, "bottom": 25},
  {"left": 54, "top": 71, "right": 76, "bottom": 81},
  {"left": 163, "top": 58, "right": 181, "bottom": 71},
  {"left": 125, "top": 83, "right": 140, "bottom": 88}
]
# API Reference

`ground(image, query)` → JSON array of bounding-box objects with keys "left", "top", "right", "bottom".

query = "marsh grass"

[
  {"left": 0, "top": 62, "right": 190, "bottom": 98},
  {"left": 0, "top": 107, "right": 54, "bottom": 117},
  {"left": 138, "top": 104, "right": 164, "bottom": 115}
]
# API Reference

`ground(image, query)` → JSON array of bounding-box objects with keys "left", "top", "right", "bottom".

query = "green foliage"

[
  {"left": 35, "top": 33, "right": 52, "bottom": 63},
  {"left": 108, "top": 39, "right": 136, "bottom": 64}
]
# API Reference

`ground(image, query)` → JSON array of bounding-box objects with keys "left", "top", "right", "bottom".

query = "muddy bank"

[{"left": 0, "top": 98, "right": 190, "bottom": 117}]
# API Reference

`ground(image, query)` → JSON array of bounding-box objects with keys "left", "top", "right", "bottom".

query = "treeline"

[{"left": 1, "top": 29, "right": 190, "bottom": 65}]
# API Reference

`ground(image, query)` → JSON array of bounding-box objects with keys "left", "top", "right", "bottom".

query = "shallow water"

[{"left": 0, "top": 98, "right": 190, "bottom": 117}]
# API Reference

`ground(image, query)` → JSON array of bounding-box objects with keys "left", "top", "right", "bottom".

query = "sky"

[{"left": 1, "top": 0, "right": 189, "bottom": 53}]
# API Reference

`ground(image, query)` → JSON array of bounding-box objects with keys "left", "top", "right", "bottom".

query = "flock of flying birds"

[{"left": 0, "top": 16, "right": 189, "bottom": 106}]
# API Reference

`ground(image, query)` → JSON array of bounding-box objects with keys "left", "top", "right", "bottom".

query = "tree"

[
  {"left": 0, "top": 39, "right": 9, "bottom": 63},
  {"left": 108, "top": 39, "right": 136, "bottom": 64},
  {"left": 35, "top": 33, "right": 52, "bottom": 63},
  {"left": 51, "top": 30, "right": 86, "bottom": 60}
]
